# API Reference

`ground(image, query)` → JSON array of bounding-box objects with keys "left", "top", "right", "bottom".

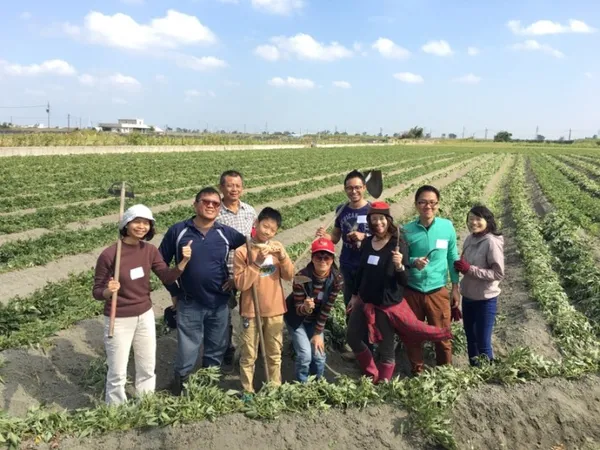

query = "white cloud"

[
  {"left": 507, "top": 19, "right": 596, "bottom": 35},
  {"left": 109, "top": 73, "right": 141, "bottom": 89},
  {"left": 371, "top": 38, "right": 410, "bottom": 59},
  {"left": 0, "top": 59, "right": 77, "bottom": 76},
  {"left": 20, "top": 12, "right": 32, "bottom": 20},
  {"left": 453, "top": 73, "right": 481, "bottom": 84},
  {"left": 258, "top": 33, "right": 353, "bottom": 61},
  {"left": 70, "top": 10, "right": 217, "bottom": 51},
  {"left": 78, "top": 72, "right": 141, "bottom": 90},
  {"left": 511, "top": 40, "right": 564, "bottom": 58},
  {"left": 467, "top": 46, "right": 480, "bottom": 56},
  {"left": 173, "top": 54, "right": 227, "bottom": 71},
  {"left": 78, "top": 74, "right": 97, "bottom": 86},
  {"left": 422, "top": 40, "right": 453, "bottom": 56},
  {"left": 184, "top": 89, "right": 217, "bottom": 101},
  {"left": 155, "top": 74, "right": 168, "bottom": 83},
  {"left": 112, "top": 97, "right": 129, "bottom": 104},
  {"left": 251, "top": 0, "right": 304, "bottom": 15},
  {"left": 393, "top": 72, "right": 424, "bottom": 84},
  {"left": 24, "top": 88, "right": 46, "bottom": 97},
  {"left": 585, "top": 72, "right": 593, "bottom": 79},
  {"left": 254, "top": 44, "right": 281, "bottom": 61},
  {"left": 268, "top": 76, "right": 315, "bottom": 89},
  {"left": 333, "top": 80, "right": 351, "bottom": 89}
]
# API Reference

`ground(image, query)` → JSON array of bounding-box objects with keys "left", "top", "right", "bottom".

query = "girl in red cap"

[
  {"left": 346, "top": 201, "right": 453, "bottom": 382},
  {"left": 284, "top": 238, "right": 344, "bottom": 382}
]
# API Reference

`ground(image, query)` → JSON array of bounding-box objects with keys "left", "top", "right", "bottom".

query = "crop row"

[
  {"left": 0, "top": 154, "right": 478, "bottom": 273},
  {"left": 555, "top": 154, "right": 600, "bottom": 181},
  {"left": 509, "top": 156, "right": 600, "bottom": 368},
  {"left": 540, "top": 212, "right": 600, "bottom": 331},
  {"left": 0, "top": 146, "right": 451, "bottom": 209},
  {"left": 527, "top": 156, "right": 600, "bottom": 234},
  {"left": 545, "top": 155, "right": 600, "bottom": 197},
  {"left": 0, "top": 152, "right": 464, "bottom": 234}
]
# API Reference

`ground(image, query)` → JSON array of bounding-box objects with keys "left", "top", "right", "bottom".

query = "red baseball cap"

[{"left": 311, "top": 238, "right": 335, "bottom": 255}]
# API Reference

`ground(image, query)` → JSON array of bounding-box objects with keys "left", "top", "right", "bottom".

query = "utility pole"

[
  {"left": 46, "top": 102, "right": 50, "bottom": 128},
  {"left": 484, "top": 128, "right": 488, "bottom": 140},
  {"left": 67, "top": 114, "right": 70, "bottom": 131},
  {"left": 462, "top": 126, "right": 465, "bottom": 139},
  {"left": 535, "top": 125, "right": 539, "bottom": 139},
  {"left": 244, "top": 124, "right": 246, "bottom": 134},
  {"left": 568, "top": 128, "right": 572, "bottom": 140},
  {"left": 265, "top": 121, "right": 268, "bottom": 134}
]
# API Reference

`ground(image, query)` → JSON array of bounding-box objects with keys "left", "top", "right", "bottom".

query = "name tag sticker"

[
  {"left": 130, "top": 267, "right": 144, "bottom": 280},
  {"left": 435, "top": 239, "right": 448, "bottom": 249},
  {"left": 356, "top": 215, "right": 367, "bottom": 224},
  {"left": 317, "top": 292, "right": 324, "bottom": 300},
  {"left": 367, "top": 255, "right": 380, "bottom": 265}
]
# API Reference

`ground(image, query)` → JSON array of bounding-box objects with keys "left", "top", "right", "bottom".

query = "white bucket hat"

[{"left": 119, "top": 204, "right": 155, "bottom": 230}]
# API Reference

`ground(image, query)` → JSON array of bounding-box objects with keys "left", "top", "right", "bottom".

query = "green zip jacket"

[{"left": 403, "top": 216, "right": 460, "bottom": 293}]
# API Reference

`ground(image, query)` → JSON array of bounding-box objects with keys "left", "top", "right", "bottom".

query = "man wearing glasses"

[
  {"left": 402, "top": 185, "right": 460, "bottom": 376},
  {"left": 316, "top": 170, "right": 371, "bottom": 360},
  {"left": 159, "top": 187, "right": 246, "bottom": 395}
]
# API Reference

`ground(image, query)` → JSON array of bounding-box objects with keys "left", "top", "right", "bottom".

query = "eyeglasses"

[
  {"left": 345, "top": 185, "right": 364, "bottom": 192},
  {"left": 313, "top": 252, "right": 333, "bottom": 262},
  {"left": 417, "top": 200, "right": 439, "bottom": 207},
  {"left": 200, "top": 199, "right": 221, "bottom": 208}
]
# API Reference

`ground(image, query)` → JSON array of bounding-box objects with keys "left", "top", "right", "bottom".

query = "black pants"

[{"left": 346, "top": 303, "right": 395, "bottom": 363}]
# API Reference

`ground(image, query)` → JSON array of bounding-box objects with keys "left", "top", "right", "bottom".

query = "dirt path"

[
  {"left": 0, "top": 156, "right": 476, "bottom": 304},
  {"left": 452, "top": 375, "right": 600, "bottom": 450},
  {"left": 0, "top": 157, "right": 455, "bottom": 246}
]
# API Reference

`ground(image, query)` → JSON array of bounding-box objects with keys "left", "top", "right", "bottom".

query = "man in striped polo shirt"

[{"left": 216, "top": 170, "right": 257, "bottom": 372}]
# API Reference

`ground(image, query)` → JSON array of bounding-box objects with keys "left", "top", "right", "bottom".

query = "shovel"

[
  {"left": 245, "top": 237, "right": 270, "bottom": 383},
  {"left": 294, "top": 169, "right": 384, "bottom": 264},
  {"left": 293, "top": 275, "right": 312, "bottom": 297},
  {"left": 107, "top": 181, "right": 135, "bottom": 338}
]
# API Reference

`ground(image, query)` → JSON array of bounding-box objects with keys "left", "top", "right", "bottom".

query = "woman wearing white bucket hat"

[{"left": 93, "top": 204, "right": 193, "bottom": 405}]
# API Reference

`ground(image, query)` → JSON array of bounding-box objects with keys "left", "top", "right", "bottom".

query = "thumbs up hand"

[
  {"left": 182, "top": 240, "right": 193, "bottom": 262},
  {"left": 177, "top": 241, "right": 193, "bottom": 271}
]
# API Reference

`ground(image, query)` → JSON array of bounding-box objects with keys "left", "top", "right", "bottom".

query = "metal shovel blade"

[
  {"left": 364, "top": 170, "right": 383, "bottom": 199},
  {"left": 108, "top": 181, "right": 135, "bottom": 199},
  {"left": 294, "top": 275, "right": 312, "bottom": 285}
]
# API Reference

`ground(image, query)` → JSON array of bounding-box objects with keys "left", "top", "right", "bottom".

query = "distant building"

[{"left": 98, "top": 118, "right": 156, "bottom": 134}]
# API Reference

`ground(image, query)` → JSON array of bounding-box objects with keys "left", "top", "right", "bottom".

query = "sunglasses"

[
  {"left": 313, "top": 252, "right": 333, "bottom": 262},
  {"left": 200, "top": 199, "right": 221, "bottom": 208}
]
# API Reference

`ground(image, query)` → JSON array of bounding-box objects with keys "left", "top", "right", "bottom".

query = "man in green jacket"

[{"left": 403, "top": 185, "right": 460, "bottom": 375}]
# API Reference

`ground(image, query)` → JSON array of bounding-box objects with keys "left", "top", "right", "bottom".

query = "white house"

[{"left": 98, "top": 118, "right": 154, "bottom": 134}]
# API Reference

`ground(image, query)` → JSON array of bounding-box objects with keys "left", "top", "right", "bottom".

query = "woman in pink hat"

[
  {"left": 284, "top": 237, "right": 344, "bottom": 382},
  {"left": 93, "top": 204, "right": 193, "bottom": 405},
  {"left": 346, "top": 201, "right": 453, "bottom": 382}
]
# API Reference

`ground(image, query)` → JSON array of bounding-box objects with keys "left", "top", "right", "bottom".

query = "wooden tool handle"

[{"left": 108, "top": 182, "right": 126, "bottom": 339}]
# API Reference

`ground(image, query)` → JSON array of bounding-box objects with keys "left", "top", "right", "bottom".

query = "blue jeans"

[
  {"left": 175, "top": 300, "right": 229, "bottom": 377},
  {"left": 462, "top": 297, "right": 497, "bottom": 365},
  {"left": 288, "top": 322, "right": 326, "bottom": 382}
]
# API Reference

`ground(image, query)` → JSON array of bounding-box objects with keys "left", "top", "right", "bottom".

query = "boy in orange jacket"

[{"left": 233, "top": 207, "right": 295, "bottom": 395}]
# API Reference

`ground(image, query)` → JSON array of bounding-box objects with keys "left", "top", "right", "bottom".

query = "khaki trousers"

[
  {"left": 239, "top": 315, "right": 284, "bottom": 393},
  {"left": 404, "top": 287, "right": 452, "bottom": 374}
]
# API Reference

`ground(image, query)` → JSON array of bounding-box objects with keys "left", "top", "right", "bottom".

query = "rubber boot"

[
  {"left": 376, "top": 362, "right": 396, "bottom": 383},
  {"left": 171, "top": 374, "right": 189, "bottom": 396},
  {"left": 355, "top": 347, "right": 379, "bottom": 382}
]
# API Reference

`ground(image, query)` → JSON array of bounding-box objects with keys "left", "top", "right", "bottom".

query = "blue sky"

[{"left": 1, "top": 0, "right": 599, "bottom": 139}]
